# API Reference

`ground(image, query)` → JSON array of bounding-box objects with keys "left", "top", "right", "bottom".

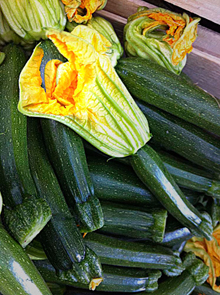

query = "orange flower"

[
  {"left": 62, "top": 0, "right": 107, "bottom": 23},
  {"left": 184, "top": 223, "right": 220, "bottom": 292}
]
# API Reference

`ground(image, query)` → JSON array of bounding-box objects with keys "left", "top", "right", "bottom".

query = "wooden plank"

[
  {"left": 98, "top": 1, "right": 220, "bottom": 99},
  {"left": 164, "top": 0, "right": 220, "bottom": 25}
]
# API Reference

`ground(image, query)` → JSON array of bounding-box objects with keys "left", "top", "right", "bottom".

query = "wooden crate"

[{"left": 96, "top": 0, "right": 220, "bottom": 100}]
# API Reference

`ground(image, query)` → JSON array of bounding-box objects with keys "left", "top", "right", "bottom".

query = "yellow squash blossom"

[
  {"left": 62, "top": 0, "right": 107, "bottom": 23},
  {"left": 0, "top": 0, "right": 66, "bottom": 42},
  {"left": 124, "top": 7, "right": 200, "bottom": 74},
  {"left": 18, "top": 26, "right": 151, "bottom": 158},
  {"left": 184, "top": 223, "right": 220, "bottom": 292}
]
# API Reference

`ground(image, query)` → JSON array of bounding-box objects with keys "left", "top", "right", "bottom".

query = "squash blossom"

[
  {"left": 184, "top": 223, "right": 220, "bottom": 292},
  {"left": 18, "top": 26, "right": 151, "bottom": 158},
  {"left": 0, "top": 8, "right": 21, "bottom": 46},
  {"left": 61, "top": 0, "right": 107, "bottom": 23},
  {"left": 66, "top": 16, "right": 123, "bottom": 67},
  {"left": 0, "top": 0, "right": 66, "bottom": 42},
  {"left": 124, "top": 7, "right": 200, "bottom": 74}
]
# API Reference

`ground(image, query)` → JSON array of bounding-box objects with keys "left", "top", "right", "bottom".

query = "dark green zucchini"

[
  {"left": 156, "top": 149, "right": 220, "bottom": 198},
  {"left": 38, "top": 40, "right": 103, "bottom": 233},
  {"left": 87, "top": 154, "right": 201, "bottom": 207},
  {"left": 136, "top": 100, "right": 220, "bottom": 173},
  {"left": 162, "top": 216, "right": 193, "bottom": 247},
  {"left": 83, "top": 232, "right": 183, "bottom": 274},
  {"left": 0, "top": 43, "right": 51, "bottom": 247},
  {"left": 150, "top": 252, "right": 209, "bottom": 295},
  {"left": 46, "top": 283, "right": 66, "bottom": 295},
  {"left": 27, "top": 117, "right": 102, "bottom": 285},
  {"left": 99, "top": 201, "right": 167, "bottom": 243},
  {"left": 192, "top": 283, "right": 220, "bottom": 295},
  {"left": 0, "top": 223, "right": 52, "bottom": 295},
  {"left": 129, "top": 144, "right": 213, "bottom": 240},
  {"left": 34, "top": 259, "right": 162, "bottom": 293},
  {"left": 116, "top": 57, "right": 220, "bottom": 137},
  {"left": 40, "top": 119, "right": 103, "bottom": 233}
]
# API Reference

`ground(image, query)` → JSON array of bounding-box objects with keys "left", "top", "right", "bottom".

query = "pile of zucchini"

[{"left": 0, "top": 40, "right": 220, "bottom": 295}]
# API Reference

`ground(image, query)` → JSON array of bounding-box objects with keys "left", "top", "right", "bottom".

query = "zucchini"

[
  {"left": 27, "top": 117, "right": 103, "bottom": 285},
  {"left": 87, "top": 153, "right": 201, "bottom": 207},
  {"left": 0, "top": 43, "right": 51, "bottom": 247},
  {"left": 150, "top": 252, "right": 209, "bottom": 295},
  {"left": 157, "top": 148, "right": 220, "bottom": 198},
  {"left": 0, "top": 223, "right": 52, "bottom": 295},
  {"left": 116, "top": 57, "right": 220, "bottom": 137},
  {"left": 38, "top": 40, "right": 103, "bottom": 232},
  {"left": 40, "top": 119, "right": 104, "bottom": 233},
  {"left": 162, "top": 216, "right": 193, "bottom": 247},
  {"left": 83, "top": 232, "right": 183, "bottom": 274},
  {"left": 129, "top": 144, "right": 213, "bottom": 240},
  {"left": 34, "top": 259, "right": 162, "bottom": 293},
  {"left": 136, "top": 100, "right": 220, "bottom": 173},
  {"left": 99, "top": 201, "right": 167, "bottom": 243},
  {"left": 192, "top": 283, "right": 220, "bottom": 295}
]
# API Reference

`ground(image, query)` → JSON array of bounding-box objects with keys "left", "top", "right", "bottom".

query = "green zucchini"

[
  {"left": 157, "top": 149, "right": 220, "bottom": 198},
  {"left": 162, "top": 216, "right": 193, "bottom": 247},
  {"left": 34, "top": 259, "right": 162, "bottom": 293},
  {"left": 136, "top": 100, "right": 220, "bottom": 173},
  {"left": 87, "top": 153, "right": 201, "bottom": 207},
  {"left": 38, "top": 40, "right": 103, "bottom": 232},
  {"left": 0, "top": 224, "right": 52, "bottom": 295},
  {"left": 46, "top": 283, "right": 66, "bottom": 295},
  {"left": 150, "top": 252, "right": 209, "bottom": 295},
  {"left": 0, "top": 43, "right": 51, "bottom": 247},
  {"left": 99, "top": 201, "right": 167, "bottom": 243},
  {"left": 116, "top": 57, "right": 220, "bottom": 137},
  {"left": 83, "top": 232, "right": 183, "bottom": 274},
  {"left": 192, "top": 283, "right": 220, "bottom": 295},
  {"left": 129, "top": 144, "right": 213, "bottom": 240},
  {"left": 27, "top": 117, "right": 103, "bottom": 285},
  {"left": 40, "top": 119, "right": 103, "bottom": 233}
]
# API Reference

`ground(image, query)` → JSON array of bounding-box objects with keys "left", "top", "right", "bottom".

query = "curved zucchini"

[
  {"left": 0, "top": 223, "right": 52, "bottom": 295},
  {"left": 99, "top": 201, "right": 167, "bottom": 243},
  {"left": 136, "top": 100, "right": 220, "bottom": 173},
  {"left": 83, "top": 232, "right": 183, "bottom": 274},
  {"left": 116, "top": 57, "right": 220, "bottom": 137},
  {"left": 130, "top": 144, "right": 213, "bottom": 240},
  {"left": 0, "top": 43, "right": 51, "bottom": 247},
  {"left": 27, "top": 117, "right": 102, "bottom": 285},
  {"left": 34, "top": 259, "right": 162, "bottom": 293}
]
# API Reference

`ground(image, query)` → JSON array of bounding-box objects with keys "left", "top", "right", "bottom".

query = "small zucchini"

[{"left": 99, "top": 201, "right": 167, "bottom": 243}]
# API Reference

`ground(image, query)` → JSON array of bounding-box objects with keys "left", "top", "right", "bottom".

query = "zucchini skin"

[
  {"left": 116, "top": 57, "right": 220, "bottom": 137},
  {"left": 0, "top": 224, "right": 52, "bottom": 295},
  {"left": 192, "top": 283, "right": 220, "bottom": 295},
  {"left": 34, "top": 259, "right": 162, "bottom": 293},
  {"left": 99, "top": 201, "right": 167, "bottom": 243},
  {"left": 150, "top": 252, "right": 209, "bottom": 295},
  {"left": 27, "top": 118, "right": 102, "bottom": 284},
  {"left": 0, "top": 43, "right": 51, "bottom": 246},
  {"left": 87, "top": 153, "right": 200, "bottom": 207},
  {"left": 83, "top": 232, "right": 183, "bottom": 273},
  {"left": 40, "top": 118, "right": 104, "bottom": 232},
  {"left": 130, "top": 144, "right": 213, "bottom": 240},
  {"left": 157, "top": 149, "right": 220, "bottom": 198},
  {"left": 136, "top": 100, "right": 220, "bottom": 173},
  {"left": 27, "top": 118, "right": 85, "bottom": 267}
]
